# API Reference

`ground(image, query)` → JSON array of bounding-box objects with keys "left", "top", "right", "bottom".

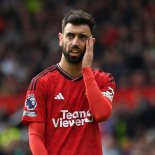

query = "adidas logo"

[{"left": 54, "top": 93, "right": 64, "bottom": 100}]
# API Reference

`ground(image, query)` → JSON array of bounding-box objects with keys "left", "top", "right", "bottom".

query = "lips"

[
  {"left": 70, "top": 51, "right": 80, "bottom": 57},
  {"left": 70, "top": 48, "right": 81, "bottom": 56}
]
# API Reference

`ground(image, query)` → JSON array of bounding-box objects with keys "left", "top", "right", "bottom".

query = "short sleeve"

[{"left": 21, "top": 78, "right": 47, "bottom": 126}]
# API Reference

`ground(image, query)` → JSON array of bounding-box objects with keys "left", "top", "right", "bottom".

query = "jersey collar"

[{"left": 56, "top": 63, "right": 83, "bottom": 81}]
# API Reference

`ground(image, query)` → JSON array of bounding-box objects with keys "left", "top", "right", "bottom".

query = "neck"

[{"left": 59, "top": 56, "right": 82, "bottom": 78}]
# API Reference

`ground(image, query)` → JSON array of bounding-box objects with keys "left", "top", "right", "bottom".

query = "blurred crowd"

[{"left": 0, "top": 0, "right": 155, "bottom": 154}]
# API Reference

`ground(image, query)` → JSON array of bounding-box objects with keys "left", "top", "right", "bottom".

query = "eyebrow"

[{"left": 65, "top": 32, "right": 91, "bottom": 38}]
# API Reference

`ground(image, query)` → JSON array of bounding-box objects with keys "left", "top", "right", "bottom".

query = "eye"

[
  {"left": 66, "top": 33, "right": 75, "bottom": 39},
  {"left": 78, "top": 34, "right": 89, "bottom": 41}
]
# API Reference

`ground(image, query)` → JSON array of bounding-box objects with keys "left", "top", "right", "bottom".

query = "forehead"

[{"left": 63, "top": 23, "right": 91, "bottom": 35}]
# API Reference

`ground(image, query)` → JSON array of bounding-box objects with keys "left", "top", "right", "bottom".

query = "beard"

[{"left": 62, "top": 45, "right": 85, "bottom": 64}]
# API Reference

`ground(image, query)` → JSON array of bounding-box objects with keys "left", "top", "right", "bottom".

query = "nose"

[{"left": 72, "top": 36, "right": 80, "bottom": 46}]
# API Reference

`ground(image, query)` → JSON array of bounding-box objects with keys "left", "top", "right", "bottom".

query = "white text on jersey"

[{"left": 52, "top": 110, "right": 93, "bottom": 128}]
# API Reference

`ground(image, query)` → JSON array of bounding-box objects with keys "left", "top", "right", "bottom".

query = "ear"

[
  {"left": 92, "top": 37, "right": 96, "bottom": 44},
  {"left": 58, "top": 33, "right": 63, "bottom": 46}
]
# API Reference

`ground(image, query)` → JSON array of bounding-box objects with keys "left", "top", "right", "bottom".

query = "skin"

[{"left": 58, "top": 23, "right": 95, "bottom": 78}]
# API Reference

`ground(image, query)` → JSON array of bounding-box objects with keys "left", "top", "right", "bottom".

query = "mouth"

[
  {"left": 70, "top": 52, "right": 80, "bottom": 57},
  {"left": 70, "top": 48, "right": 81, "bottom": 56}
]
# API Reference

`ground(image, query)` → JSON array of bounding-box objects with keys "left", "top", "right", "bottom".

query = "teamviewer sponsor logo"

[{"left": 52, "top": 110, "right": 93, "bottom": 128}]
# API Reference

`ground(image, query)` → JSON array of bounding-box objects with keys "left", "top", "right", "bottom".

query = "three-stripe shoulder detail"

[
  {"left": 28, "top": 65, "right": 57, "bottom": 91},
  {"left": 105, "top": 73, "right": 115, "bottom": 86}
]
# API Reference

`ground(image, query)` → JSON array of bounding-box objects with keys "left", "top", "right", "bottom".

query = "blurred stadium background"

[{"left": 0, "top": 0, "right": 155, "bottom": 154}]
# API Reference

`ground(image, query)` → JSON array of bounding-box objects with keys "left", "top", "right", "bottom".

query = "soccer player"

[{"left": 22, "top": 9, "right": 116, "bottom": 155}]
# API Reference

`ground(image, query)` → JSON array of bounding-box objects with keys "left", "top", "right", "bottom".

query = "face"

[{"left": 59, "top": 23, "right": 92, "bottom": 64}]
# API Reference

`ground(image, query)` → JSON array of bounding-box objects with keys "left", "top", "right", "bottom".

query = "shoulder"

[
  {"left": 93, "top": 68, "right": 116, "bottom": 88},
  {"left": 93, "top": 68, "right": 113, "bottom": 80},
  {"left": 28, "top": 65, "right": 57, "bottom": 91}
]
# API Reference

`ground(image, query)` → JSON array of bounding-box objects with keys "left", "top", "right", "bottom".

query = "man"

[{"left": 22, "top": 9, "right": 116, "bottom": 155}]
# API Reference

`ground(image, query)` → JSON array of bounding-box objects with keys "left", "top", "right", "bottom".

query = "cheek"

[
  {"left": 82, "top": 43, "right": 86, "bottom": 52},
  {"left": 64, "top": 41, "right": 71, "bottom": 49},
  {"left": 83, "top": 46, "right": 86, "bottom": 52},
  {"left": 61, "top": 42, "right": 68, "bottom": 51}
]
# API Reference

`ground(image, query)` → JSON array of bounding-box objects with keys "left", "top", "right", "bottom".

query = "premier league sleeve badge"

[{"left": 25, "top": 94, "right": 37, "bottom": 110}]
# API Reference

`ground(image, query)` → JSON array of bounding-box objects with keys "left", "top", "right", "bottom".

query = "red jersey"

[{"left": 22, "top": 64, "right": 115, "bottom": 155}]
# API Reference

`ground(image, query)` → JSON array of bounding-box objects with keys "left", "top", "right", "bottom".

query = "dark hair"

[{"left": 62, "top": 10, "right": 95, "bottom": 33}]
